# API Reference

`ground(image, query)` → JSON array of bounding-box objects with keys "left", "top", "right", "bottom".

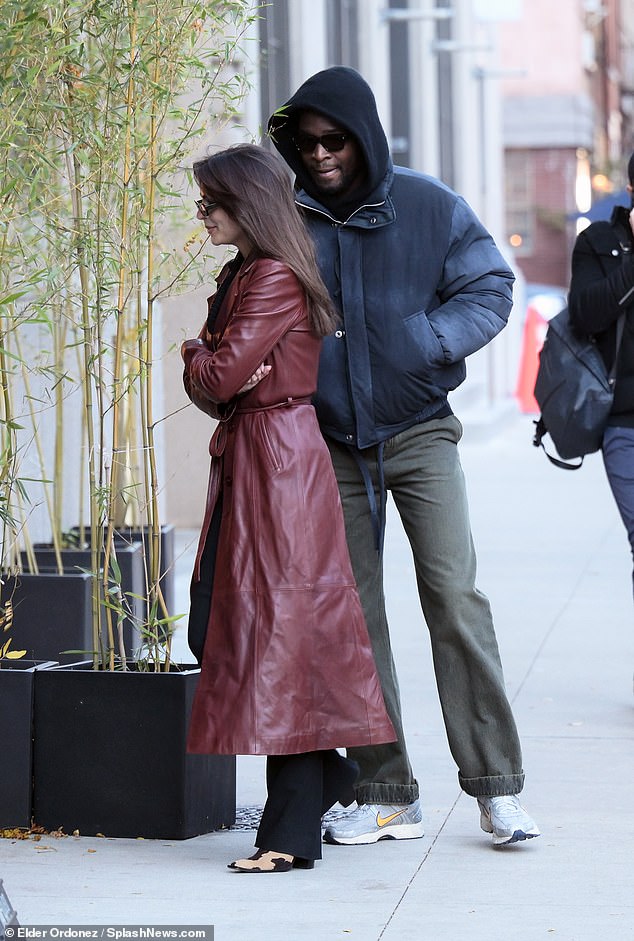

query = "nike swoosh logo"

[{"left": 376, "top": 810, "right": 406, "bottom": 828}]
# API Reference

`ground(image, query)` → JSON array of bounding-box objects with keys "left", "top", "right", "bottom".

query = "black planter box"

[
  {"left": 70, "top": 524, "right": 176, "bottom": 617},
  {"left": 32, "top": 661, "right": 236, "bottom": 839},
  {"left": 5, "top": 572, "right": 93, "bottom": 663},
  {"left": 113, "top": 524, "right": 176, "bottom": 616},
  {"left": 0, "top": 659, "right": 57, "bottom": 829},
  {"left": 28, "top": 542, "right": 144, "bottom": 656}
]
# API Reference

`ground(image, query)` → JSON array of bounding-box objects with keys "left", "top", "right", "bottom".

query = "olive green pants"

[{"left": 327, "top": 415, "right": 525, "bottom": 802}]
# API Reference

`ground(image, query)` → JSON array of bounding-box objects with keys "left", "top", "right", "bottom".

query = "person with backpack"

[{"left": 568, "top": 152, "right": 634, "bottom": 601}]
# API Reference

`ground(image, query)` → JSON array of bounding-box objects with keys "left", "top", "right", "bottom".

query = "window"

[
  {"left": 326, "top": 0, "right": 359, "bottom": 68},
  {"left": 388, "top": 0, "right": 410, "bottom": 166},
  {"left": 259, "top": 0, "right": 291, "bottom": 134},
  {"left": 505, "top": 150, "right": 534, "bottom": 256}
]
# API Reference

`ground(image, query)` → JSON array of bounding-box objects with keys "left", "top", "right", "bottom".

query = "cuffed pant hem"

[
  {"left": 458, "top": 771, "right": 525, "bottom": 798},
  {"left": 355, "top": 780, "right": 420, "bottom": 805}
]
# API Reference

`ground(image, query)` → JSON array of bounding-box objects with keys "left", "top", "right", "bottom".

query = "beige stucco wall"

[
  {"left": 499, "top": 0, "right": 587, "bottom": 98},
  {"left": 158, "top": 8, "right": 262, "bottom": 529},
  {"left": 159, "top": 288, "right": 214, "bottom": 529}
]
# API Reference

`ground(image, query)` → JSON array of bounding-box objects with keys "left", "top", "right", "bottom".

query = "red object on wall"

[{"left": 515, "top": 304, "right": 549, "bottom": 413}]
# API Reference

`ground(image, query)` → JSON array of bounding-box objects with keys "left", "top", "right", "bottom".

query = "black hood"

[{"left": 268, "top": 66, "right": 391, "bottom": 217}]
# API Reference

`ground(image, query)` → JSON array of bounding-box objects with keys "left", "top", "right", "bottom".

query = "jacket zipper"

[{"left": 295, "top": 197, "right": 387, "bottom": 226}]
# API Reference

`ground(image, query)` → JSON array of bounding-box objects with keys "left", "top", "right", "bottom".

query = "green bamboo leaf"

[
  {"left": 155, "top": 613, "right": 186, "bottom": 625},
  {"left": 0, "top": 349, "right": 24, "bottom": 364},
  {"left": 109, "top": 554, "right": 122, "bottom": 584},
  {"left": 0, "top": 291, "right": 28, "bottom": 305}
]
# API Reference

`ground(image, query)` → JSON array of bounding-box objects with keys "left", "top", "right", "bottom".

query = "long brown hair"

[{"left": 193, "top": 144, "right": 337, "bottom": 337}]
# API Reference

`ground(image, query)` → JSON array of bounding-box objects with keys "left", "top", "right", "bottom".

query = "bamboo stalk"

[
  {"left": 65, "top": 140, "right": 102, "bottom": 668},
  {"left": 0, "top": 246, "right": 15, "bottom": 574},
  {"left": 143, "top": 0, "right": 170, "bottom": 671},
  {"left": 0, "top": 340, "right": 18, "bottom": 575},
  {"left": 100, "top": 0, "right": 139, "bottom": 671},
  {"left": 13, "top": 330, "right": 64, "bottom": 573},
  {"left": 52, "top": 303, "right": 67, "bottom": 549}
]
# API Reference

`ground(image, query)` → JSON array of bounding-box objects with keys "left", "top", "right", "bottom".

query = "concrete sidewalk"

[{"left": 2, "top": 410, "right": 633, "bottom": 941}]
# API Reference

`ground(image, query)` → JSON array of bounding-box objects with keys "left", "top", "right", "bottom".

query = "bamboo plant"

[{"left": 0, "top": 0, "right": 254, "bottom": 669}]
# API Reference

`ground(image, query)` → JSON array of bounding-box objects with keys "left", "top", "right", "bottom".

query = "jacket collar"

[{"left": 295, "top": 165, "right": 396, "bottom": 228}]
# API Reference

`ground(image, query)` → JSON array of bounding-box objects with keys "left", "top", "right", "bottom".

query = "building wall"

[
  {"left": 498, "top": 0, "right": 633, "bottom": 288},
  {"left": 509, "top": 147, "right": 580, "bottom": 287},
  {"left": 500, "top": 0, "right": 587, "bottom": 98},
  {"left": 161, "top": 15, "right": 262, "bottom": 530},
  {"left": 622, "top": 2, "right": 634, "bottom": 150}
]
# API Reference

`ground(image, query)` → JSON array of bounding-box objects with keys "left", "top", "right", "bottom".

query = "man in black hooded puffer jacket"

[{"left": 268, "top": 67, "right": 539, "bottom": 847}]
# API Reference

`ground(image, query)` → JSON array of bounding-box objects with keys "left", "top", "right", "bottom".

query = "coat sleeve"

[
  {"left": 180, "top": 320, "right": 226, "bottom": 420},
  {"left": 181, "top": 261, "right": 304, "bottom": 404},
  {"left": 424, "top": 197, "right": 514, "bottom": 363},
  {"left": 568, "top": 225, "right": 634, "bottom": 335},
  {"left": 182, "top": 354, "right": 225, "bottom": 420}
]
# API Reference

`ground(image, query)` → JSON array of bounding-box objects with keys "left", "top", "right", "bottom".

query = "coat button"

[
  {"left": 335, "top": 329, "right": 345, "bottom": 338},
  {"left": 370, "top": 217, "right": 377, "bottom": 224},
  {"left": 346, "top": 434, "right": 354, "bottom": 442},
  {"left": 612, "top": 249, "right": 619, "bottom": 256}
]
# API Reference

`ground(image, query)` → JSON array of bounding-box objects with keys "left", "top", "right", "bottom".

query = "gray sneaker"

[
  {"left": 323, "top": 800, "right": 424, "bottom": 845},
  {"left": 478, "top": 795, "right": 540, "bottom": 846}
]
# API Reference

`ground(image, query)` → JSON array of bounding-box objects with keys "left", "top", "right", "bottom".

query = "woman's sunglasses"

[
  {"left": 293, "top": 133, "right": 349, "bottom": 155},
  {"left": 195, "top": 198, "right": 219, "bottom": 217}
]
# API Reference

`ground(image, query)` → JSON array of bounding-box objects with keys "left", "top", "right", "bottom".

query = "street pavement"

[{"left": 2, "top": 407, "right": 633, "bottom": 941}]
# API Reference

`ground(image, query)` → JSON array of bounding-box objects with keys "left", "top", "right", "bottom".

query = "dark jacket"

[
  {"left": 568, "top": 205, "right": 634, "bottom": 427},
  {"left": 182, "top": 256, "right": 395, "bottom": 755},
  {"left": 268, "top": 67, "right": 514, "bottom": 449}
]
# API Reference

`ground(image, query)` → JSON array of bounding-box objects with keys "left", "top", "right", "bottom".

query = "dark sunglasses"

[
  {"left": 294, "top": 132, "right": 349, "bottom": 155},
  {"left": 195, "top": 198, "right": 219, "bottom": 217}
]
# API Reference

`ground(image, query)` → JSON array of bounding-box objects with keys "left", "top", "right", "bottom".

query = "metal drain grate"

[{"left": 230, "top": 805, "right": 351, "bottom": 831}]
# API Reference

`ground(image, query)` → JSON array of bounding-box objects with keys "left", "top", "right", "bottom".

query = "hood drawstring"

[{"left": 347, "top": 442, "right": 387, "bottom": 555}]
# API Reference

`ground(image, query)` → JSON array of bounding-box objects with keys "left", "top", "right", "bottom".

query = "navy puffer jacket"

[{"left": 269, "top": 67, "right": 514, "bottom": 448}]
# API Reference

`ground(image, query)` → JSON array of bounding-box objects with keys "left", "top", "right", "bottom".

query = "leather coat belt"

[{"left": 209, "top": 396, "right": 312, "bottom": 458}]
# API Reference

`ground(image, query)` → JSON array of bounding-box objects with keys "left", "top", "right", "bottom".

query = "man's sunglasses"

[
  {"left": 294, "top": 133, "right": 349, "bottom": 155},
  {"left": 195, "top": 198, "right": 219, "bottom": 217}
]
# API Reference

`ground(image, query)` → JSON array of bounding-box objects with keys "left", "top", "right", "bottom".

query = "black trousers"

[
  {"left": 188, "top": 499, "right": 222, "bottom": 665},
  {"left": 256, "top": 750, "right": 358, "bottom": 861}
]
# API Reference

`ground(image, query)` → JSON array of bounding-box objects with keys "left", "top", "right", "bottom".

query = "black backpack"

[{"left": 532, "top": 306, "right": 623, "bottom": 469}]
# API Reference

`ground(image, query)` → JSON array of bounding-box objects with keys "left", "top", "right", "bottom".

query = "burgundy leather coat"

[{"left": 182, "top": 255, "right": 395, "bottom": 756}]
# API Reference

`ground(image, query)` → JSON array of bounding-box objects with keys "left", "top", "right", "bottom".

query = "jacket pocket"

[
  {"left": 256, "top": 415, "right": 283, "bottom": 474},
  {"left": 403, "top": 310, "right": 445, "bottom": 366}
]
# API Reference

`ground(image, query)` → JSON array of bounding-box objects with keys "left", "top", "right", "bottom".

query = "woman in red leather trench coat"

[{"left": 181, "top": 145, "right": 395, "bottom": 873}]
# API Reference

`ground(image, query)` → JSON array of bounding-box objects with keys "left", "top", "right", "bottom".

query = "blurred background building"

[
  {"left": 501, "top": 0, "right": 634, "bottom": 288},
  {"left": 252, "top": 0, "right": 634, "bottom": 281},
  {"left": 163, "top": 0, "right": 634, "bottom": 525}
]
